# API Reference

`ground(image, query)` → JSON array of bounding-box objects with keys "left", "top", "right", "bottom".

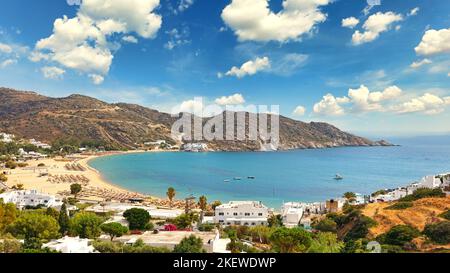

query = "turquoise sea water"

[{"left": 89, "top": 137, "right": 450, "bottom": 208}]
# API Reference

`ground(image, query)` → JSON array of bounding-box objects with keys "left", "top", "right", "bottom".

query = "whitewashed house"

[
  {"left": 418, "top": 175, "right": 444, "bottom": 189},
  {"left": 29, "top": 139, "right": 52, "bottom": 149},
  {"left": 144, "top": 140, "right": 166, "bottom": 146},
  {"left": 0, "top": 133, "right": 14, "bottom": 143},
  {"left": 182, "top": 143, "right": 208, "bottom": 152},
  {"left": 214, "top": 201, "right": 269, "bottom": 226},
  {"left": 281, "top": 202, "right": 304, "bottom": 228},
  {"left": 43, "top": 237, "right": 96, "bottom": 253},
  {"left": 0, "top": 190, "right": 63, "bottom": 209},
  {"left": 372, "top": 188, "right": 408, "bottom": 202}
]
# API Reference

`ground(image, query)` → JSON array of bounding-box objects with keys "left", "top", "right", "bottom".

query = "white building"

[
  {"left": 18, "top": 148, "right": 48, "bottom": 159},
  {"left": 0, "top": 133, "right": 14, "bottom": 143},
  {"left": 281, "top": 203, "right": 304, "bottom": 228},
  {"left": 372, "top": 188, "right": 408, "bottom": 202},
  {"left": 418, "top": 175, "right": 449, "bottom": 189},
  {"left": 214, "top": 201, "right": 269, "bottom": 226},
  {"left": 29, "top": 139, "right": 52, "bottom": 150},
  {"left": 43, "top": 237, "right": 96, "bottom": 253},
  {"left": 144, "top": 140, "right": 166, "bottom": 146},
  {"left": 182, "top": 143, "right": 208, "bottom": 152},
  {"left": 0, "top": 190, "right": 63, "bottom": 209}
]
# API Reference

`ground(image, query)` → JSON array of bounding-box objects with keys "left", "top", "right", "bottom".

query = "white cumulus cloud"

[
  {"left": 221, "top": 57, "right": 270, "bottom": 78},
  {"left": 0, "top": 43, "right": 13, "bottom": 54},
  {"left": 313, "top": 94, "right": 349, "bottom": 116},
  {"left": 408, "top": 7, "right": 420, "bottom": 17},
  {"left": 221, "top": 0, "right": 331, "bottom": 42},
  {"left": 348, "top": 85, "right": 402, "bottom": 112},
  {"left": 41, "top": 66, "right": 66, "bottom": 79},
  {"left": 89, "top": 74, "right": 105, "bottom": 85},
  {"left": 0, "top": 59, "right": 17, "bottom": 68},
  {"left": 351, "top": 11, "right": 403, "bottom": 45},
  {"left": 410, "top": 58, "right": 432, "bottom": 69},
  {"left": 33, "top": 0, "right": 162, "bottom": 84},
  {"left": 122, "top": 35, "right": 138, "bottom": 43},
  {"left": 313, "top": 85, "right": 403, "bottom": 116},
  {"left": 415, "top": 28, "right": 450, "bottom": 56},
  {"left": 393, "top": 93, "right": 450, "bottom": 115},
  {"left": 215, "top": 93, "right": 246, "bottom": 106},
  {"left": 293, "top": 106, "right": 306, "bottom": 116},
  {"left": 342, "top": 17, "right": 359, "bottom": 29}
]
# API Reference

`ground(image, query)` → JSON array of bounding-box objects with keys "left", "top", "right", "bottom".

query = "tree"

[
  {"left": 166, "top": 187, "right": 176, "bottom": 208},
  {"left": 211, "top": 201, "right": 222, "bottom": 210},
  {"left": 313, "top": 218, "right": 337, "bottom": 233},
  {"left": 58, "top": 202, "right": 70, "bottom": 235},
  {"left": 69, "top": 212, "right": 104, "bottom": 239},
  {"left": 343, "top": 192, "right": 357, "bottom": 202},
  {"left": 439, "top": 210, "right": 450, "bottom": 221},
  {"left": 341, "top": 211, "right": 377, "bottom": 242},
  {"left": 269, "top": 227, "right": 312, "bottom": 253},
  {"left": 101, "top": 222, "right": 129, "bottom": 241},
  {"left": 249, "top": 226, "right": 273, "bottom": 244},
  {"left": 198, "top": 195, "right": 207, "bottom": 211},
  {"left": 308, "top": 232, "right": 344, "bottom": 253},
  {"left": 341, "top": 239, "right": 366, "bottom": 253},
  {"left": 173, "top": 235, "right": 206, "bottom": 253},
  {"left": 5, "top": 160, "right": 17, "bottom": 169},
  {"left": 171, "top": 213, "right": 199, "bottom": 230},
  {"left": 70, "top": 184, "right": 82, "bottom": 199},
  {"left": 11, "top": 184, "right": 24, "bottom": 190},
  {"left": 0, "top": 201, "right": 18, "bottom": 234},
  {"left": 123, "top": 208, "right": 151, "bottom": 230},
  {"left": 423, "top": 221, "right": 450, "bottom": 245},
  {"left": 377, "top": 225, "right": 420, "bottom": 246},
  {"left": 7, "top": 212, "right": 60, "bottom": 249},
  {"left": 0, "top": 234, "right": 22, "bottom": 253},
  {"left": 45, "top": 207, "right": 59, "bottom": 220},
  {"left": 268, "top": 214, "right": 283, "bottom": 228},
  {"left": 198, "top": 195, "right": 207, "bottom": 222},
  {"left": 0, "top": 173, "right": 7, "bottom": 182}
]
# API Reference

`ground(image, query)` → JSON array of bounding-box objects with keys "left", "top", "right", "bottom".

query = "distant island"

[{"left": 0, "top": 87, "right": 392, "bottom": 151}]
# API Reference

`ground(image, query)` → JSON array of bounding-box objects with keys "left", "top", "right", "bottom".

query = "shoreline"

[
  {"left": 6, "top": 147, "right": 448, "bottom": 210},
  {"left": 4, "top": 150, "right": 182, "bottom": 206}
]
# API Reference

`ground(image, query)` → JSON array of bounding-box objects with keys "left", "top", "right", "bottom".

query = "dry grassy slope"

[
  {"left": 362, "top": 196, "right": 450, "bottom": 237},
  {"left": 0, "top": 87, "right": 391, "bottom": 150}
]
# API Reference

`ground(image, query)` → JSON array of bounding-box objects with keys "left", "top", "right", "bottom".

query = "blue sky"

[{"left": 0, "top": 0, "right": 449, "bottom": 137}]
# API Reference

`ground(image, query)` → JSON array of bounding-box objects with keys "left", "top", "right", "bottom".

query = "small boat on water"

[
  {"left": 247, "top": 176, "right": 256, "bottom": 179},
  {"left": 224, "top": 179, "right": 231, "bottom": 183},
  {"left": 233, "top": 177, "right": 242, "bottom": 181},
  {"left": 334, "top": 174, "right": 344, "bottom": 180}
]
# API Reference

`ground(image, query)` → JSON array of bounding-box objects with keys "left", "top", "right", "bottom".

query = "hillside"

[
  {"left": 362, "top": 196, "right": 450, "bottom": 236},
  {"left": 0, "top": 87, "right": 391, "bottom": 151}
]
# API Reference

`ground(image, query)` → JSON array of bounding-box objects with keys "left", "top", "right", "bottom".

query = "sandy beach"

[
  {"left": 3, "top": 150, "right": 191, "bottom": 208},
  {"left": 4, "top": 153, "right": 129, "bottom": 195}
]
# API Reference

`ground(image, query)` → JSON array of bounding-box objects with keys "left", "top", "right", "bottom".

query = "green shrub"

[
  {"left": 423, "top": 221, "right": 450, "bottom": 245},
  {"left": 123, "top": 208, "right": 151, "bottom": 230},
  {"left": 377, "top": 225, "right": 420, "bottom": 246},
  {"left": 385, "top": 202, "right": 413, "bottom": 210},
  {"left": 313, "top": 218, "right": 337, "bottom": 233},
  {"left": 198, "top": 223, "right": 215, "bottom": 232},
  {"left": 399, "top": 188, "right": 445, "bottom": 202},
  {"left": 438, "top": 210, "right": 450, "bottom": 221}
]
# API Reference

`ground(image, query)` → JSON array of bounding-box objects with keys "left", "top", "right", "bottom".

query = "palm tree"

[
  {"left": 167, "top": 187, "right": 176, "bottom": 208},
  {"left": 198, "top": 195, "right": 207, "bottom": 223}
]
